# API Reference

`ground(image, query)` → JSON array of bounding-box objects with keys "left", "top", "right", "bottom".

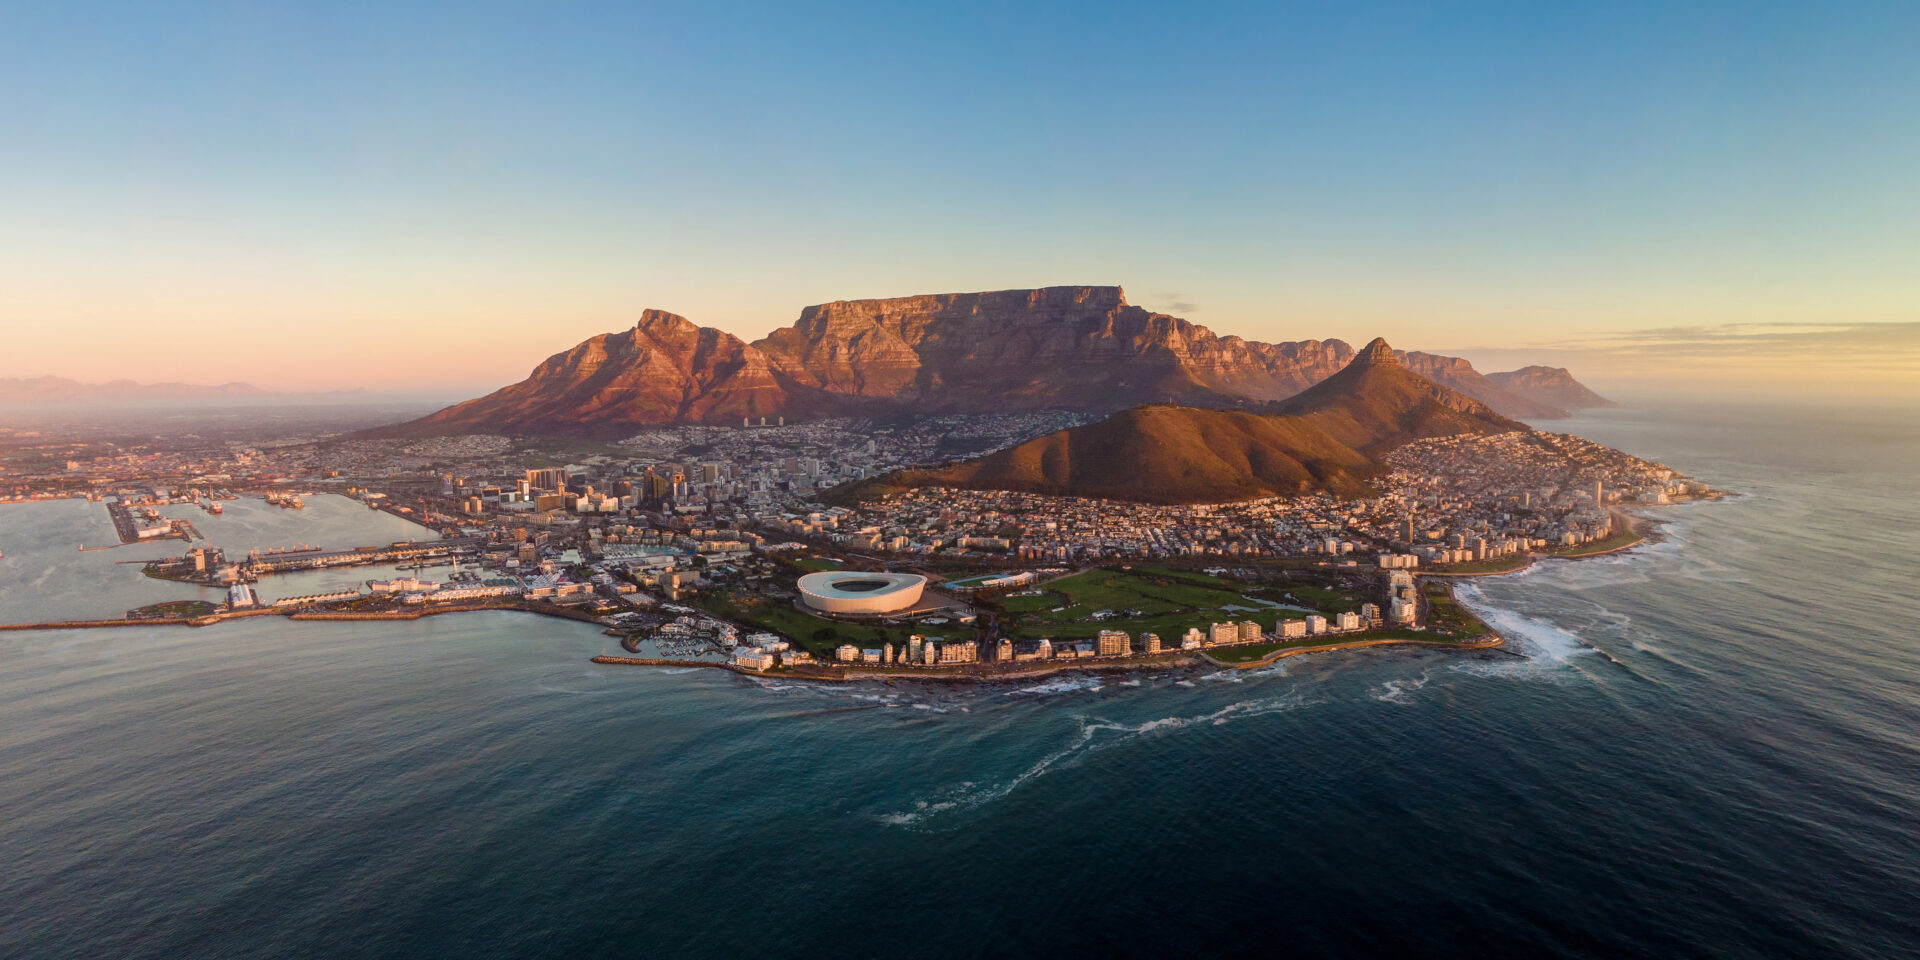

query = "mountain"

[
  {"left": 0, "top": 377, "right": 270, "bottom": 404},
  {"left": 1273, "top": 338, "right": 1527, "bottom": 453},
  {"left": 753, "top": 286, "right": 1354, "bottom": 411},
  {"left": 380, "top": 286, "right": 1600, "bottom": 437},
  {"left": 841, "top": 338, "right": 1523, "bottom": 505},
  {"left": 401, "top": 310, "right": 791, "bottom": 436},
  {"left": 1398, "top": 353, "right": 1569, "bottom": 419},
  {"left": 1486, "top": 366, "right": 1615, "bottom": 411}
]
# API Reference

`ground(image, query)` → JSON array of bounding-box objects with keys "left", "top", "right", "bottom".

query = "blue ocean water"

[{"left": 1, "top": 402, "right": 1917, "bottom": 959}]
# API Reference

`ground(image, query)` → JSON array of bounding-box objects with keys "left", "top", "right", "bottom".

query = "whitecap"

[{"left": 877, "top": 692, "right": 1317, "bottom": 828}]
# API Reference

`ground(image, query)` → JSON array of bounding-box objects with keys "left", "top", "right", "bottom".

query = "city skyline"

[{"left": 4, "top": 1, "right": 1917, "bottom": 400}]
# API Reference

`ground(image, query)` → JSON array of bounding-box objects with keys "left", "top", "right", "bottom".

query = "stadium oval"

[{"left": 797, "top": 571, "right": 929, "bottom": 615}]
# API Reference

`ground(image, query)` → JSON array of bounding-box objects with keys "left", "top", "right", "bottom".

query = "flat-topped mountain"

[
  {"left": 380, "top": 286, "right": 1604, "bottom": 437},
  {"left": 839, "top": 338, "right": 1524, "bottom": 505},
  {"left": 1486, "top": 365, "right": 1616, "bottom": 411}
]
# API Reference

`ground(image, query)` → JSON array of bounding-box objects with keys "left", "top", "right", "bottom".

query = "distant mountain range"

[
  {"left": 1485, "top": 365, "right": 1617, "bottom": 410},
  {"left": 0, "top": 377, "right": 367, "bottom": 405},
  {"left": 838, "top": 338, "right": 1524, "bottom": 504},
  {"left": 379, "top": 286, "right": 1610, "bottom": 437}
]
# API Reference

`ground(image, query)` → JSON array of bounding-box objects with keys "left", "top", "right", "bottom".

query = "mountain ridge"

[
  {"left": 381, "top": 286, "right": 1606, "bottom": 437},
  {"left": 837, "top": 338, "right": 1526, "bottom": 505}
]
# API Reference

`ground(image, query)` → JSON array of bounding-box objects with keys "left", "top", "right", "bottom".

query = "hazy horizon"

[{"left": 3, "top": 2, "right": 1915, "bottom": 401}]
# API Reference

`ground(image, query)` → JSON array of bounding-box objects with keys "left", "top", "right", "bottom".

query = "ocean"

[{"left": 1, "top": 402, "right": 1916, "bottom": 959}]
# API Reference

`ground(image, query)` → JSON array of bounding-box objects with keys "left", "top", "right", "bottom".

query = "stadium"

[{"left": 796, "top": 571, "right": 929, "bottom": 615}]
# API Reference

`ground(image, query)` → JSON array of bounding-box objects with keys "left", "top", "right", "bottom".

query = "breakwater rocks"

[
  {"left": 591, "top": 656, "right": 728, "bottom": 669},
  {"left": 0, "top": 618, "right": 192, "bottom": 631}
]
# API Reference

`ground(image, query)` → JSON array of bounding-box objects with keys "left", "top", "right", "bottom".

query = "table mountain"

[{"left": 376, "top": 286, "right": 1604, "bottom": 436}]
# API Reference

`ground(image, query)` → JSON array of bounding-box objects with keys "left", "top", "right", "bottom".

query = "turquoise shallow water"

[{"left": 1, "top": 402, "right": 1917, "bottom": 959}]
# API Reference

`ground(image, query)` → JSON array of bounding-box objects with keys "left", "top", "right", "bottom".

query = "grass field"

[
  {"left": 1422, "top": 581, "right": 1492, "bottom": 637},
  {"left": 1550, "top": 529, "right": 1643, "bottom": 558},
  {"left": 127, "top": 599, "right": 221, "bottom": 619},
  {"left": 1280, "top": 584, "right": 1369, "bottom": 613},
  {"left": 998, "top": 590, "right": 1070, "bottom": 614},
  {"left": 1002, "top": 568, "right": 1309, "bottom": 641},
  {"left": 791, "top": 556, "right": 844, "bottom": 572}
]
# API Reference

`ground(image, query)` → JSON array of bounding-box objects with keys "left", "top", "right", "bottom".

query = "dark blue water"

[{"left": 2, "top": 402, "right": 1917, "bottom": 959}]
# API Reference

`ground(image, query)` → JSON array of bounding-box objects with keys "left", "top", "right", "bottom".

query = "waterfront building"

[
  {"left": 1306, "top": 615, "right": 1328, "bottom": 635},
  {"left": 835, "top": 644, "right": 860, "bottom": 663},
  {"left": 1037, "top": 637, "right": 1053, "bottom": 659},
  {"left": 732, "top": 647, "right": 775, "bottom": 671},
  {"left": 226, "top": 583, "right": 257, "bottom": 609},
  {"left": 1336, "top": 611, "right": 1361, "bottom": 631},
  {"left": 1207, "top": 622, "right": 1238, "bottom": 646},
  {"left": 1279, "top": 619, "right": 1307, "bottom": 638},
  {"left": 1096, "top": 630, "right": 1132, "bottom": 657},
  {"left": 270, "top": 590, "right": 361, "bottom": 608},
  {"left": 1238, "top": 620, "right": 1262, "bottom": 642},
  {"left": 937, "top": 640, "right": 978, "bottom": 664},
  {"left": 1389, "top": 599, "right": 1416, "bottom": 624},
  {"left": 1182, "top": 628, "right": 1204, "bottom": 650},
  {"left": 1142, "top": 632, "right": 1162, "bottom": 655},
  {"left": 1360, "top": 602, "right": 1381, "bottom": 624}
]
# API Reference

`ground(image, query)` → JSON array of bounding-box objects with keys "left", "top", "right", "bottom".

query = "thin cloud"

[
  {"left": 1152, "top": 293, "right": 1199, "bottom": 315},
  {"left": 1531, "top": 320, "right": 1920, "bottom": 360}
]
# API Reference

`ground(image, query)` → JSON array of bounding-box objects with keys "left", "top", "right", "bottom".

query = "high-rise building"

[
  {"left": 524, "top": 468, "right": 569, "bottom": 492},
  {"left": 1142, "top": 633, "right": 1162, "bottom": 655},
  {"left": 1096, "top": 630, "right": 1132, "bottom": 657}
]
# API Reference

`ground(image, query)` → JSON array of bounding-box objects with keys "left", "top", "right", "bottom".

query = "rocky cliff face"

[
  {"left": 754, "top": 286, "right": 1353, "bottom": 410},
  {"left": 407, "top": 310, "right": 788, "bottom": 436},
  {"left": 383, "top": 287, "right": 1605, "bottom": 436},
  {"left": 1486, "top": 365, "right": 1616, "bottom": 410}
]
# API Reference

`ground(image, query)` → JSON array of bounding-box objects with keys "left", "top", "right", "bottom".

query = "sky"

[{"left": 2, "top": 1, "right": 1916, "bottom": 401}]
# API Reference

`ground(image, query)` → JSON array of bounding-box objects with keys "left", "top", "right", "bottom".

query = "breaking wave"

[{"left": 877, "top": 691, "right": 1318, "bottom": 827}]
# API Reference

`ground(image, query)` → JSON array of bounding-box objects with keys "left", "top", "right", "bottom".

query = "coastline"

[
  {"left": 1417, "top": 506, "right": 1667, "bottom": 578},
  {"left": 2, "top": 498, "right": 1697, "bottom": 683}
]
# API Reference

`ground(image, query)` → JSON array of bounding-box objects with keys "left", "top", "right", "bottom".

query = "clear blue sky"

[{"left": 3, "top": 1, "right": 1916, "bottom": 398}]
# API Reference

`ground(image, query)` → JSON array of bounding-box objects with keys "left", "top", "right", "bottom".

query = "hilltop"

[
  {"left": 838, "top": 338, "right": 1523, "bottom": 505},
  {"left": 1485, "top": 365, "right": 1616, "bottom": 411}
]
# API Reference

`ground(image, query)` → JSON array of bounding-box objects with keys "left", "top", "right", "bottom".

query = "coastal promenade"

[{"left": 1200, "top": 633, "right": 1505, "bottom": 670}]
